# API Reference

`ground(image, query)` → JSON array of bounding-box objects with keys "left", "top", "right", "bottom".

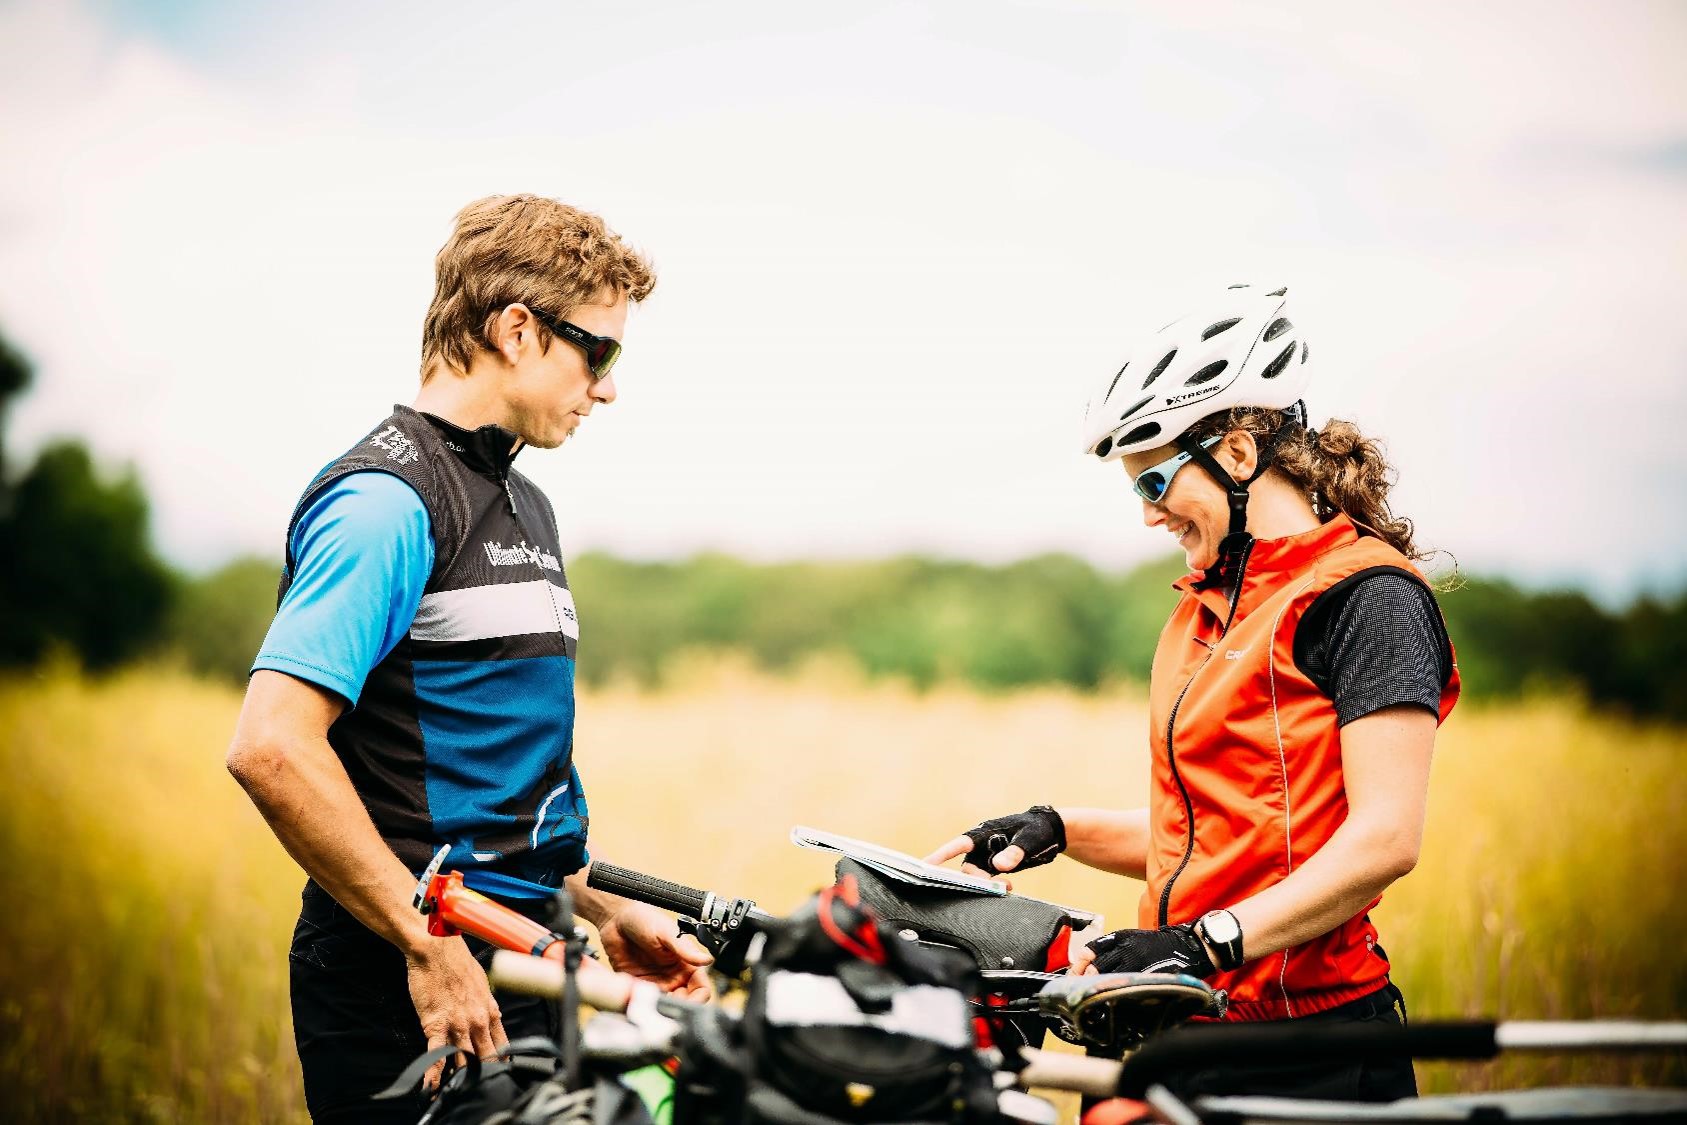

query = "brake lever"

[{"left": 677, "top": 895, "right": 764, "bottom": 980}]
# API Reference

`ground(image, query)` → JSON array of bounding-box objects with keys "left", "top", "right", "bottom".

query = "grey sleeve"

[{"left": 1312, "top": 574, "right": 1452, "bottom": 727}]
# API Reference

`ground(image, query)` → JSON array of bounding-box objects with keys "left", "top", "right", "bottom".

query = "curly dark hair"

[{"left": 1187, "top": 407, "right": 1428, "bottom": 562}]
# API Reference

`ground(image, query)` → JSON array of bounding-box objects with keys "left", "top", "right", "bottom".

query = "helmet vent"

[
  {"left": 1143, "top": 350, "right": 1177, "bottom": 388},
  {"left": 1121, "top": 422, "right": 1161, "bottom": 447},
  {"left": 1187, "top": 360, "right": 1228, "bottom": 386},
  {"left": 1300, "top": 341, "right": 1310, "bottom": 363},
  {"left": 1095, "top": 437, "right": 1114, "bottom": 458},
  {"left": 1227, "top": 283, "right": 1249, "bottom": 289},
  {"left": 1260, "top": 341, "right": 1297, "bottom": 380},
  {"left": 1264, "top": 317, "right": 1293, "bottom": 341},
  {"left": 1104, "top": 363, "right": 1128, "bottom": 401},
  {"left": 1201, "top": 318, "right": 1242, "bottom": 340},
  {"left": 1119, "top": 394, "right": 1153, "bottom": 421},
  {"left": 1267, "top": 286, "right": 1288, "bottom": 297}
]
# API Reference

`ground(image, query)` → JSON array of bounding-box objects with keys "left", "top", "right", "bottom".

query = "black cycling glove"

[
  {"left": 1087, "top": 924, "right": 1215, "bottom": 980},
  {"left": 961, "top": 805, "right": 1066, "bottom": 873}
]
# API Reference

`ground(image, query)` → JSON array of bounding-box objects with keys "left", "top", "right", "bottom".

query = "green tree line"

[
  {"left": 2, "top": 328, "right": 1682, "bottom": 720},
  {"left": 149, "top": 551, "right": 1687, "bottom": 721}
]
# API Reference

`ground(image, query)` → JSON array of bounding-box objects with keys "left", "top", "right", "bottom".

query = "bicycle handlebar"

[
  {"left": 587, "top": 861, "right": 712, "bottom": 917},
  {"left": 490, "top": 948, "right": 637, "bottom": 1012},
  {"left": 1112, "top": 1019, "right": 1687, "bottom": 1098},
  {"left": 487, "top": 949, "right": 1121, "bottom": 1095},
  {"left": 587, "top": 860, "right": 778, "bottom": 929},
  {"left": 488, "top": 953, "right": 1687, "bottom": 1100}
]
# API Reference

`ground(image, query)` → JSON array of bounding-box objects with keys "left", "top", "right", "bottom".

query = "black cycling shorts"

[{"left": 289, "top": 880, "right": 562, "bottom": 1124}]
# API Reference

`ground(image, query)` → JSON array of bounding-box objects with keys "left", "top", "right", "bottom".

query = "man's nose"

[
  {"left": 591, "top": 373, "right": 617, "bottom": 405},
  {"left": 1141, "top": 499, "right": 1165, "bottom": 528}
]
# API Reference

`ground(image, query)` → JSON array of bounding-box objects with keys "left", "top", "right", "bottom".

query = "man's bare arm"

[
  {"left": 227, "top": 671, "right": 428, "bottom": 947},
  {"left": 227, "top": 669, "right": 506, "bottom": 1067}
]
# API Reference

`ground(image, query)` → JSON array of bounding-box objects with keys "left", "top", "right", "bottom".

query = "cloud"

[{"left": 0, "top": 0, "right": 1682, "bottom": 601}]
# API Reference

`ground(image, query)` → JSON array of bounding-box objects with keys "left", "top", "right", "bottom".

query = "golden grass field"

[{"left": 2, "top": 659, "right": 1683, "bottom": 1122}]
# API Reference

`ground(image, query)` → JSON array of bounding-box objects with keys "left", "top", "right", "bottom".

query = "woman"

[{"left": 927, "top": 284, "right": 1459, "bottom": 1102}]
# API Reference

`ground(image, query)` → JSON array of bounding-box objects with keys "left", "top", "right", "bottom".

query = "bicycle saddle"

[{"left": 1037, "top": 972, "right": 1226, "bottom": 1050}]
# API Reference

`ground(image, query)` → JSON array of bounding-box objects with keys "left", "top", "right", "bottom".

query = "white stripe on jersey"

[{"left": 411, "top": 580, "right": 579, "bottom": 643}]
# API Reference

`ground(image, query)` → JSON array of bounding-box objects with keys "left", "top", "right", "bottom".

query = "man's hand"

[
  {"left": 596, "top": 901, "right": 714, "bottom": 1001},
  {"left": 405, "top": 936, "right": 508, "bottom": 1089},
  {"left": 1072, "top": 924, "right": 1215, "bottom": 979}
]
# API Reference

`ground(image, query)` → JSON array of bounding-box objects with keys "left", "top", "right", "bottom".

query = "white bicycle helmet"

[{"left": 1080, "top": 284, "right": 1311, "bottom": 461}]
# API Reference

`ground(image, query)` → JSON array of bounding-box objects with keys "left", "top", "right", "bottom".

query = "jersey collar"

[
  {"left": 1173, "top": 514, "right": 1361, "bottom": 624},
  {"left": 400, "top": 405, "right": 524, "bottom": 479}
]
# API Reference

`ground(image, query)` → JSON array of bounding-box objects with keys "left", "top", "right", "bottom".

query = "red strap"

[
  {"left": 1043, "top": 923, "right": 1073, "bottom": 972},
  {"left": 818, "top": 879, "right": 886, "bottom": 965}
]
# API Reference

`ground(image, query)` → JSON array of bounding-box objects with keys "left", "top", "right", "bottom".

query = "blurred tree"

[
  {"left": 0, "top": 309, "right": 1679, "bottom": 721},
  {"left": 0, "top": 330, "right": 177, "bottom": 671},
  {"left": 162, "top": 556, "right": 282, "bottom": 683},
  {"left": 0, "top": 442, "right": 176, "bottom": 670},
  {"left": 1613, "top": 593, "right": 1687, "bottom": 723},
  {"left": 0, "top": 327, "right": 32, "bottom": 508},
  {"left": 564, "top": 549, "right": 1682, "bottom": 721}
]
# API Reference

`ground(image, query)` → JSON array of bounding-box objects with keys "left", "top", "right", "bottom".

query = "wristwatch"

[{"left": 1196, "top": 908, "right": 1245, "bottom": 972}]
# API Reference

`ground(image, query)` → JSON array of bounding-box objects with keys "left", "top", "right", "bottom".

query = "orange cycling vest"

[{"left": 1142, "top": 514, "right": 1460, "bottom": 1021}]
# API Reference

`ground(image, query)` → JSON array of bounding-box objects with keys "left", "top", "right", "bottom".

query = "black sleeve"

[{"left": 1294, "top": 570, "right": 1453, "bottom": 727}]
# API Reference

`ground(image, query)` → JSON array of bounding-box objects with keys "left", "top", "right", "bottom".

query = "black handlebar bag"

[
  {"left": 835, "top": 857, "right": 1091, "bottom": 1049},
  {"left": 675, "top": 876, "right": 998, "bottom": 1125},
  {"left": 836, "top": 858, "right": 1078, "bottom": 974}
]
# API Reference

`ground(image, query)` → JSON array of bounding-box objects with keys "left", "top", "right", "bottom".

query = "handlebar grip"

[
  {"left": 1016, "top": 1048, "right": 1120, "bottom": 1098},
  {"left": 446, "top": 892, "right": 558, "bottom": 957},
  {"left": 588, "top": 861, "right": 710, "bottom": 918},
  {"left": 488, "top": 950, "right": 636, "bottom": 1012}
]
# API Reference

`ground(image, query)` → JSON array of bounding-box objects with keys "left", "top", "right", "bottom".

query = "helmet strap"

[
  {"left": 1180, "top": 435, "right": 1253, "bottom": 603},
  {"left": 1176, "top": 403, "right": 1309, "bottom": 622}
]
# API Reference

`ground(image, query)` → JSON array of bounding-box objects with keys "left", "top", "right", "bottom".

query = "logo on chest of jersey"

[{"left": 484, "top": 540, "right": 562, "bottom": 572}]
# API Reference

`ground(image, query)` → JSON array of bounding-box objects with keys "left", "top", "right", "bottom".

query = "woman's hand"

[
  {"left": 1069, "top": 925, "right": 1215, "bottom": 979},
  {"left": 923, "top": 806, "right": 1066, "bottom": 881},
  {"left": 594, "top": 901, "right": 715, "bottom": 1001}
]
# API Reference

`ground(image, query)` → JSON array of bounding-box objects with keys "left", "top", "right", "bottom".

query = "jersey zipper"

[
  {"left": 499, "top": 468, "right": 567, "bottom": 637},
  {"left": 1157, "top": 540, "right": 1254, "bottom": 927},
  {"left": 1157, "top": 646, "right": 1215, "bottom": 927}
]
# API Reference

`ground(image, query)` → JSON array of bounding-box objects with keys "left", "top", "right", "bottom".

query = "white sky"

[{"left": 1, "top": 0, "right": 1683, "bottom": 600}]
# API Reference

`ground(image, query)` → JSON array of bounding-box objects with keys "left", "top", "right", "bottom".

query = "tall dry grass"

[{"left": 1, "top": 659, "right": 1682, "bottom": 1121}]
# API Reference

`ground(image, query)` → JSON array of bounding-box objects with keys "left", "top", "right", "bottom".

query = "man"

[{"left": 227, "top": 194, "right": 711, "bottom": 1123}]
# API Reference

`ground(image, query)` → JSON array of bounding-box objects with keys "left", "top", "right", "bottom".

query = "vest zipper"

[
  {"left": 1157, "top": 541, "right": 1255, "bottom": 927},
  {"left": 1157, "top": 648, "right": 1214, "bottom": 927},
  {"left": 498, "top": 469, "right": 565, "bottom": 636}
]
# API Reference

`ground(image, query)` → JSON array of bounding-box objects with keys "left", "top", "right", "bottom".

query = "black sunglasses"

[{"left": 520, "top": 305, "right": 622, "bottom": 380}]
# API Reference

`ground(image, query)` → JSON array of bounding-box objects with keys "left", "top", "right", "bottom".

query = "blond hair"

[
  {"left": 1189, "top": 406, "right": 1427, "bottom": 561},
  {"left": 420, "top": 194, "right": 656, "bottom": 379}
]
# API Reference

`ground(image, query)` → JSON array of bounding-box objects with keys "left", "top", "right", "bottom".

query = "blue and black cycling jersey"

[{"left": 254, "top": 406, "right": 587, "bottom": 899}]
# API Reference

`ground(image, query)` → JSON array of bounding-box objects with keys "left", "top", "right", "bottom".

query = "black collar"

[{"left": 398, "top": 404, "right": 524, "bottom": 478}]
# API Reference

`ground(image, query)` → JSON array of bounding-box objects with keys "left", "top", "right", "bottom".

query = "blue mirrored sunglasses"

[{"left": 1131, "top": 435, "right": 1222, "bottom": 504}]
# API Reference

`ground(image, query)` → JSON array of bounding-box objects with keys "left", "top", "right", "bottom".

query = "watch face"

[{"left": 1204, "top": 911, "right": 1241, "bottom": 945}]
